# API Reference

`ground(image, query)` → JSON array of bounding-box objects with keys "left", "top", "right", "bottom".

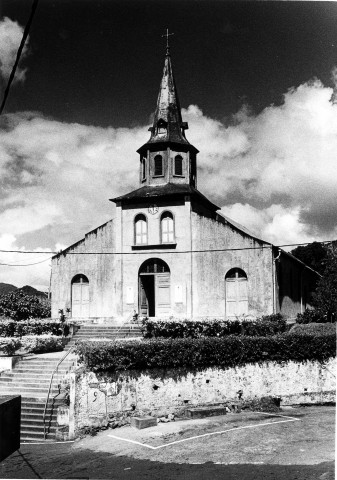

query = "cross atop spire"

[{"left": 162, "top": 28, "right": 174, "bottom": 55}]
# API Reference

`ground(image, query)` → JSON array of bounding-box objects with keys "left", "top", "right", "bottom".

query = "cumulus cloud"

[
  {"left": 1, "top": 72, "right": 337, "bottom": 287},
  {"left": 0, "top": 17, "right": 29, "bottom": 83}
]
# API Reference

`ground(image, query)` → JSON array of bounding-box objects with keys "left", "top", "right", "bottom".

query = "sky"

[{"left": 0, "top": 0, "right": 337, "bottom": 290}]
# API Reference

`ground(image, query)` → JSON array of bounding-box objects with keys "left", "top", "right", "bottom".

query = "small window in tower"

[
  {"left": 157, "top": 119, "right": 167, "bottom": 136},
  {"left": 154, "top": 155, "right": 163, "bottom": 176},
  {"left": 161, "top": 211, "right": 174, "bottom": 243},
  {"left": 135, "top": 214, "right": 148, "bottom": 245},
  {"left": 174, "top": 155, "right": 183, "bottom": 176},
  {"left": 141, "top": 157, "right": 146, "bottom": 180}
]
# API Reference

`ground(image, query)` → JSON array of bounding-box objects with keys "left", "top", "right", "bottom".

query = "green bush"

[
  {"left": 141, "top": 314, "right": 287, "bottom": 339},
  {"left": 0, "top": 335, "right": 63, "bottom": 355},
  {"left": 290, "top": 323, "right": 336, "bottom": 335},
  {"left": 296, "top": 309, "right": 324, "bottom": 324},
  {"left": 0, "top": 319, "right": 64, "bottom": 337},
  {"left": 0, "top": 291, "right": 51, "bottom": 320},
  {"left": 0, "top": 338, "right": 22, "bottom": 356},
  {"left": 75, "top": 333, "right": 336, "bottom": 373},
  {"left": 21, "top": 335, "right": 63, "bottom": 354}
]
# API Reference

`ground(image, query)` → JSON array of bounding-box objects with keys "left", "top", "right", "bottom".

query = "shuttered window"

[
  {"left": 135, "top": 214, "right": 148, "bottom": 245},
  {"left": 225, "top": 268, "right": 248, "bottom": 317},
  {"left": 161, "top": 212, "right": 174, "bottom": 243}
]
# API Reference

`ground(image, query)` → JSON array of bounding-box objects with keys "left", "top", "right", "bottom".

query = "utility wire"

[
  {"left": 0, "top": 239, "right": 335, "bottom": 263},
  {"left": 0, "top": 0, "right": 39, "bottom": 115},
  {"left": 0, "top": 257, "right": 51, "bottom": 267}
]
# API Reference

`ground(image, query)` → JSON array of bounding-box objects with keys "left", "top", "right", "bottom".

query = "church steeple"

[
  {"left": 137, "top": 41, "right": 199, "bottom": 188},
  {"left": 147, "top": 45, "right": 189, "bottom": 146}
]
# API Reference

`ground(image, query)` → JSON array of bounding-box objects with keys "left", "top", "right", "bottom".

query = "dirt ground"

[{"left": 0, "top": 405, "right": 335, "bottom": 480}]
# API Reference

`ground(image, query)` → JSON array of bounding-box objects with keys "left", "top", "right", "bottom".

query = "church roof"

[
  {"left": 137, "top": 48, "right": 193, "bottom": 153},
  {"left": 110, "top": 183, "right": 220, "bottom": 211}
]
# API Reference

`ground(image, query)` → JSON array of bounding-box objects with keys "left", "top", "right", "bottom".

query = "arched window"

[
  {"left": 225, "top": 268, "right": 248, "bottom": 317},
  {"left": 135, "top": 214, "right": 148, "bottom": 245},
  {"left": 174, "top": 155, "right": 183, "bottom": 176},
  {"left": 154, "top": 155, "right": 163, "bottom": 176},
  {"left": 161, "top": 211, "right": 174, "bottom": 243},
  {"left": 141, "top": 157, "right": 146, "bottom": 180}
]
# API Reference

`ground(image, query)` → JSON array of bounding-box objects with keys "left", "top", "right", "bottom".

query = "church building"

[{"left": 51, "top": 46, "right": 319, "bottom": 321}]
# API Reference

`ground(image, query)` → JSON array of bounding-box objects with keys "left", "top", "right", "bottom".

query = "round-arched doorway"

[
  {"left": 71, "top": 274, "right": 89, "bottom": 318},
  {"left": 138, "top": 258, "right": 170, "bottom": 317}
]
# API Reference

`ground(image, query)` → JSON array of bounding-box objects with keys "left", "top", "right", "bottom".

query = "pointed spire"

[{"left": 147, "top": 42, "right": 189, "bottom": 145}]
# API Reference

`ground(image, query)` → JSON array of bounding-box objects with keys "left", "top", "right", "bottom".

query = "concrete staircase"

[
  {"left": 0, "top": 354, "right": 76, "bottom": 442},
  {"left": 64, "top": 322, "right": 143, "bottom": 349},
  {"left": 0, "top": 322, "right": 143, "bottom": 442}
]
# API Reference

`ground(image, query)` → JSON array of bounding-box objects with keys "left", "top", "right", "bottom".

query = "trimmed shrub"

[
  {"left": 290, "top": 323, "right": 336, "bottom": 335},
  {"left": 141, "top": 314, "right": 287, "bottom": 339},
  {"left": 0, "top": 335, "right": 63, "bottom": 355},
  {"left": 296, "top": 309, "right": 325, "bottom": 324},
  {"left": 0, "top": 319, "right": 64, "bottom": 337},
  {"left": 75, "top": 333, "right": 336, "bottom": 373},
  {"left": 21, "top": 335, "right": 63, "bottom": 354},
  {"left": 0, "top": 291, "right": 51, "bottom": 320},
  {"left": 0, "top": 338, "right": 22, "bottom": 356}
]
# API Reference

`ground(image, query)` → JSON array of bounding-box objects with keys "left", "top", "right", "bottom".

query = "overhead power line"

[
  {"left": 0, "top": 0, "right": 39, "bottom": 115},
  {"left": 0, "top": 239, "right": 335, "bottom": 266}
]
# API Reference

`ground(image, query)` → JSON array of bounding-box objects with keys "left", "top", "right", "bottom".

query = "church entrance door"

[
  {"left": 71, "top": 274, "right": 90, "bottom": 318},
  {"left": 138, "top": 259, "right": 170, "bottom": 317}
]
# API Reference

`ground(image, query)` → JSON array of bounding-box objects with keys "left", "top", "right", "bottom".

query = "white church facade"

[{"left": 51, "top": 48, "right": 318, "bottom": 321}]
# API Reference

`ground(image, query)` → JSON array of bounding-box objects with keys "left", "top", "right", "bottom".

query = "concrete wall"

[{"left": 74, "top": 358, "right": 336, "bottom": 430}]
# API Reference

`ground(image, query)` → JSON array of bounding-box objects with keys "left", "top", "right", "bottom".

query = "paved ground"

[{"left": 1, "top": 405, "right": 335, "bottom": 479}]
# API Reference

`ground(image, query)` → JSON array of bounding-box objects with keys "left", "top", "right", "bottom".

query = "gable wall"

[
  {"left": 51, "top": 220, "right": 116, "bottom": 318},
  {"left": 191, "top": 206, "right": 274, "bottom": 318}
]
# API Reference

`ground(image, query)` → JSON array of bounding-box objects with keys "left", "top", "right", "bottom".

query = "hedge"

[
  {"left": 296, "top": 309, "right": 329, "bottom": 324},
  {"left": 75, "top": 333, "right": 336, "bottom": 373},
  {"left": 0, "top": 319, "right": 65, "bottom": 337},
  {"left": 0, "top": 336, "right": 63, "bottom": 355},
  {"left": 290, "top": 323, "right": 336, "bottom": 336},
  {"left": 141, "top": 314, "right": 287, "bottom": 339}
]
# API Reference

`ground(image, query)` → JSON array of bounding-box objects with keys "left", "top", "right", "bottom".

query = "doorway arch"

[
  {"left": 71, "top": 274, "right": 89, "bottom": 318},
  {"left": 138, "top": 258, "right": 170, "bottom": 317}
]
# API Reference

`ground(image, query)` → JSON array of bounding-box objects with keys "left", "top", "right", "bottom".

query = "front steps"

[
  {"left": 0, "top": 322, "right": 143, "bottom": 442},
  {"left": 0, "top": 354, "right": 76, "bottom": 442},
  {"left": 65, "top": 322, "right": 142, "bottom": 350}
]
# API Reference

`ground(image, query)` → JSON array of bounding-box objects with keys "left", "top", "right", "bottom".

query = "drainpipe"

[{"left": 273, "top": 248, "right": 281, "bottom": 314}]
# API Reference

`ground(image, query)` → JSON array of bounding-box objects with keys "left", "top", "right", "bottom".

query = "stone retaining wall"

[{"left": 74, "top": 358, "right": 336, "bottom": 431}]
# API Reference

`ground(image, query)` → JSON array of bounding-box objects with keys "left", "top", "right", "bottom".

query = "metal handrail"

[
  {"left": 113, "top": 311, "right": 138, "bottom": 339},
  {"left": 42, "top": 345, "right": 76, "bottom": 440}
]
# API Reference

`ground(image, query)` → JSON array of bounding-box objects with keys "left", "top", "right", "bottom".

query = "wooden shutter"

[{"left": 155, "top": 273, "right": 171, "bottom": 316}]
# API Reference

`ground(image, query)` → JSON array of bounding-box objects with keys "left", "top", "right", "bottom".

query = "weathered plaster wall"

[
  {"left": 51, "top": 220, "right": 116, "bottom": 318},
  {"left": 191, "top": 208, "right": 274, "bottom": 318},
  {"left": 74, "top": 358, "right": 336, "bottom": 429}
]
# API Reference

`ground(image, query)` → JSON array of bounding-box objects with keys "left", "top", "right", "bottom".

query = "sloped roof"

[{"left": 110, "top": 183, "right": 220, "bottom": 211}]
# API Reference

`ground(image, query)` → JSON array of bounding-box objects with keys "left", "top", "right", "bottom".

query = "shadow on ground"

[{"left": 1, "top": 446, "right": 334, "bottom": 480}]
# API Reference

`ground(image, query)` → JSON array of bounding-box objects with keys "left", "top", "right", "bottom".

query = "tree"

[
  {"left": 291, "top": 242, "right": 328, "bottom": 275},
  {"left": 0, "top": 290, "right": 51, "bottom": 321},
  {"left": 312, "top": 246, "right": 337, "bottom": 322}
]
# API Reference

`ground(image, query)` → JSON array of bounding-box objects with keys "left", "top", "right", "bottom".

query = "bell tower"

[{"left": 137, "top": 36, "right": 199, "bottom": 188}]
